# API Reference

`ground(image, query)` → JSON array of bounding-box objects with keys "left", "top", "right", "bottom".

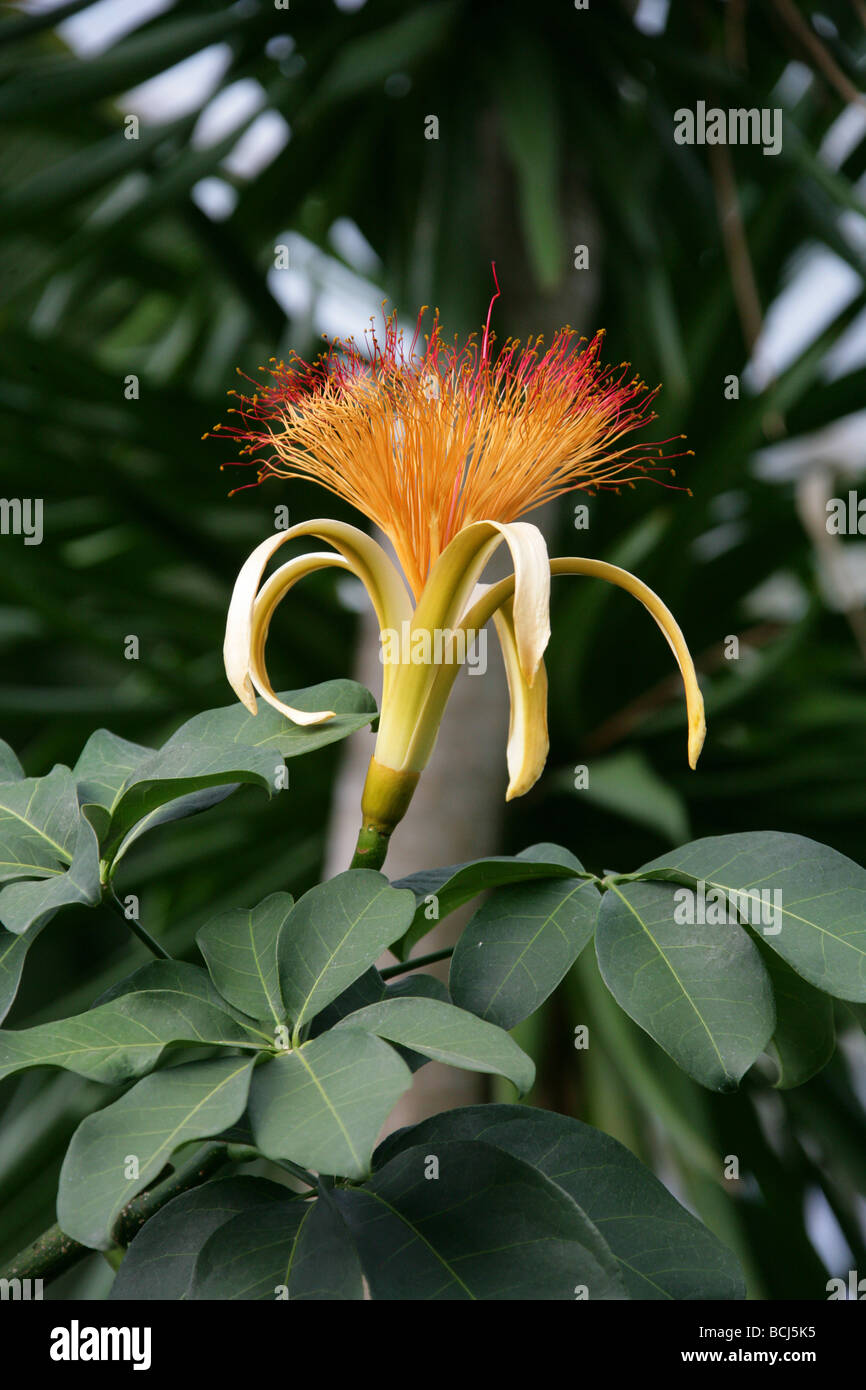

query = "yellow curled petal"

[
  {"left": 223, "top": 518, "right": 412, "bottom": 719},
  {"left": 415, "top": 520, "right": 551, "bottom": 682},
  {"left": 549, "top": 558, "right": 705, "bottom": 769},
  {"left": 249, "top": 552, "right": 351, "bottom": 723},
  {"left": 374, "top": 520, "right": 551, "bottom": 774},
  {"left": 224, "top": 530, "right": 291, "bottom": 716},
  {"left": 492, "top": 598, "right": 550, "bottom": 799},
  {"left": 496, "top": 522, "right": 551, "bottom": 686},
  {"left": 459, "top": 557, "right": 706, "bottom": 770}
]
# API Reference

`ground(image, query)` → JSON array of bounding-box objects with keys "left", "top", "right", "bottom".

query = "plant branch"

[
  {"left": 107, "top": 887, "right": 173, "bottom": 961},
  {"left": 2, "top": 1142, "right": 230, "bottom": 1287},
  {"left": 349, "top": 822, "right": 391, "bottom": 871},
  {"left": 272, "top": 1158, "right": 318, "bottom": 1188},
  {"left": 772, "top": 0, "right": 866, "bottom": 110},
  {"left": 380, "top": 945, "right": 454, "bottom": 979}
]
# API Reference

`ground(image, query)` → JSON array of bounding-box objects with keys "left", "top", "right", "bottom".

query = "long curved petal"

[
  {"left": 249, "top": 552, "right": 351, "bottom": 722},
  {"left": 374, "top": 520, "right": 551, "bottom": 773},
  {"left": 492, "top": 598, "right": 550, "bottom": 799},
  {"left": 459, "top": 556, "right": 706, "bottom": 769},
  {"left": 416, "top": 520, "right": 551, "bottom": 682},
  {"left": 224, "top": 519, "right": 412, "bottom": 719}
]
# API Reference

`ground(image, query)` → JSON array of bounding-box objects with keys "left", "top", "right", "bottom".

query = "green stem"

[
  {"left": 380, "top": 946, "right": 454, "bottom": 979},
  {"left": 2, "top": 1223, "right": 83, "bottom": 1284},
  {"left": 273, "top": 1158, "right": 317, "bottom": 1188},
  {"left": 108, "top": 888, "right": 173, "bottom": 960},
  {"left": 2, "top": 1142, "right": 229, "bottom": 1287},
  {"left": 349, "top": 822, "right": 391, "bottom": 871}
]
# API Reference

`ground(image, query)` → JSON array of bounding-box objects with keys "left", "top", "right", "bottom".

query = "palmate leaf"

[
  {"left": 277, "top": 870, "right": 416, "bottom": 1031},
  {"left": 188, "top": 1191, "right": 364, "bottom": 1301},
  {"left": 58, "top": 1055, "right": 256, "bottom": 1250},
  {"left": 393, "top": 842, "right": 589, "bottom": 958},
  {"left": 629, "top": 832, "right": 866, "bottom": 1002},
  {"left": 0, "top": 765, "right": 81, "bottom": 883},
  {"left": 104, "top": 1105, "right": 747, "bottom": 1301},
  {"left": 248, "top": 1029, "right": 412, "bottom": 1180},
  {"left": 0, "top": 755, "right": 103, "bottom": 1015},
  {"left": 308, "top": 965, "right": 387, "bottom": 1036},
  {"left": 449, "top": 846, "right": 600, "bottom": 1030},
  {"left": 373, "top": 1106, "right": 745, "bottom": 1300},
  {"left": 100, "top": 680, "right": 378, "bottom": 862},
  {"left": 0, "top": 924, "right": 40, "bottom": 1023},
  {"left": 334, "top": 997, "right": 535, "bottom": 1095},
  {"left": 110, "top": 1176, "right": 291, "bottom": 1302},
  {"left": 72, "top": 728, "right": 193, "bottom": 850},
  {"left": 595, "top": 879, "right": 775, "bottom": 1091},
  {"left": 0, "top": 960, "right": 267, "bottom": 1085},
  {"left": 756, "top": 941, "right": 836, "bottom": 1090},
  {"left": 380, "top": 973, "right": 452, "bottom": 1072},
  {"left": 0, "top": 740, "right": 24, "bottom": 782},
  {"left": 0, "top": 812, "right": 102, "bottom": 936},
  {"left": 336, "top": 1139, "right": 628, "bottom": 1301},
  {"left": 0, "top": 680, "right": 377, "bottom": 1019},
  {"left": 196, "top": 892, "right": 292, "bottom": 1028},
  {"left": 72, "top": 729, "right": 153, "bottom": 815}
]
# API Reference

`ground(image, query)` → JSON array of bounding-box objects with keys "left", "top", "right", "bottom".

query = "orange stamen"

[{"left": 211, "top": 288, "right": 689, "bottom": 597}]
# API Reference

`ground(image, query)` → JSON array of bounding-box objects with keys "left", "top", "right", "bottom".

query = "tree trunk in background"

[{"left": 325, "top": 125, "right": 599, "bottom": 1130}]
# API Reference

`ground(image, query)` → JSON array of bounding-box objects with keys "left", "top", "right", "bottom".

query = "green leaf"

[
  {"left": 336, "top": 1140, "right": 627, "bottom": 1300},
  {"left": 72, "top": 729, "right": 153, "bottom": 812},
  {"left": 0, "top": 812, "right": 102, "bottom": 935},
  {"left": 0, "top": 960, "right": 267, "bottom": 1084},
  {"left": 58, "top": 1055, "right": 256, "bottom": 1249},
  {"left": 450, "top": 852, "right": 600, "bottom": 1029},
  {"left": 393, "top": 843, "right": 587, "bottom": 959},
  {"left": 313, "top": 971, "right": 448, "bottom": 1072},
  {"left": 248, "top": 1029, "right": 411, "bottom": 1180},
  {"left": 0, "top": 765, "right": 79, "bottom": 883},
  {"left": 595, "top": 880, "right": 775, "bottom": 1091},
  {"left": 0, "top": 8, "right": 257, "bottom": 119},
  {"left": 108, "top": 785, "right": 240, "bottom": 862},
  {"left": 630, "top": 832, "right": 866, "bottom": 1002},
  {"left": 497, "top": 34, "right": 564, "bottom": 291},
  {"left": 101, "top": 681, "right": 378, "bottom": 861},
  {"left": 758, "top": 943, "right": 836, "bottom": 1089},
  {"left": 189, "top": 1191, "right": 364, "bottom": 1300},
  {"left": 0, "top": 740, "right": 24, "bottom": 782},
  {"left": 335, "top": 997, "right": 534, "bottom": 1095},
  {"left": 305, "top": 3, "right": 457, "bottom": 118},
  {"left": 381, "top": 973, "right": 451, "bottom": 1071},
  {"left": 0, "top": 122, "right": 198, "bottom": 233},
  {"left": 110, "top": 1177, "right": 288, "bottom": 1301},
  {"left": 308, "top": 966, "right": 386, "bottom": 1036},
  {"left": 96, "top": 958, "right": 250, "bottom": 1014},
  {"left": 71, "top": 731, "right": 155, "bottom": 845},
  {"left": 385, "top": 973, "right": 450, "bottom": 1003},
  {"left": 0, "top": 922, "right": 44, "bottom": 1023},
  {"left": 278, "top": 871, "right": 415, "bottom": 1032},
  {"left": 197, "top": 892, "right": 292, "bottom": 1027},
  {"left": 373, "top": 1106, "right": 745, "bottom": 1300}
]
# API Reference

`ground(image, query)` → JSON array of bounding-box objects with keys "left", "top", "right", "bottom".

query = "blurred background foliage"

[{"left": 1, "top": 0, "right": 866, "bottom": 1299}]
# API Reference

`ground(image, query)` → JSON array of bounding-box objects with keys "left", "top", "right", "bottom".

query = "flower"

[{"left": 215, "top": 278, "right": 705, "bottom": 864}]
